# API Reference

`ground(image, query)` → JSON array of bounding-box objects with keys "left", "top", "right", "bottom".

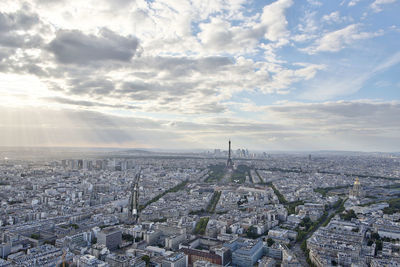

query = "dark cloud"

[
  {"left": 187, "top": 117, "right": 291, "bottom": 132},
  {"left": 266, "top": 101, "right": 400, "bottom": 132},
  {"left": 67, "top": 78, "right": 115, "bottom": 95},
  {"left": 0, "top": 9, "right": 39, "bottom": 32},
  {"left": 43, "top": 97, "right": 138, "bottom": 110},
  {"left": 0, "top": 8, "right": 49, "bottom": 78},
  {"left": 132, "top": 56, "right": 233, "bottom": 76},
  {"left": 33, "top": 0, "right": 66, "bottom": 5},
  {"left": 0, "top": 9, "right": 43, "bottom": 48},
  {"left": 32, "top": 41, "right": 234, "bottom": 114},
  {"left": 131, "top": 71, "right": 157, "bottom": 79},
  {"left": 116, "top": 80, "right": 228, "bottom": 113},
  {"left": 185, "top": 103, "right": 226, "bottom": 114},
  {"left": 151, "top": 102, "right": 227, "bottom": 114},
  {"left": 120, "top": 80, "right": 197, "bottom": 95},
  {"left": 0, "top": 33, "right": 43, "bottom": 48},
  {"left": 0, "top": 47, "right": 49, "bottom": 76},
  {"left": 106, "top": 0, "right": 135, "bottom": 8},
  {"left": 48, "top": 28, "right": 139, "bottom": 64}
]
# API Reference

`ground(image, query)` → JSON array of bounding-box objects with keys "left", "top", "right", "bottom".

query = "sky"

[{"left": 0, "top": 0, "right": 399, "bottom": 151}]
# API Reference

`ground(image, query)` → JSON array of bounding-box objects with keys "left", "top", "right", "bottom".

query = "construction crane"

[
  {"left": 57, "top": 249, "right": 66, "bottom": 267},
  {"left": 62, "top": 249, "right": 66, "bottom": 267}
]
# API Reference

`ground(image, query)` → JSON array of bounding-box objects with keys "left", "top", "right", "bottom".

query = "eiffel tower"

[
  {"left": 128, "top": 169, "right": 141, "bottom": 224},
  {"left": 226, "top": 140, "right": 234, "bottom": 170}
]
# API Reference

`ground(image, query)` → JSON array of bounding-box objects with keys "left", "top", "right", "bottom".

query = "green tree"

[
  {"left": 340, "top": 209, "right": 357, "bottom": 221},
  {"left": 246, "top": 225, "right": 259, "bottom": 239},
  {"left": 194, "top": 217, "right": 209, "bottom": 235},
  {"left": 375, "top": 240, "right": 383, "bottom": 255},
  {"left": 141, "top": 255, "right": 150, "bottom": 265},
  {"left": 122, "top": 233, "right": 134, "bottom": 242},
  {"left": 371, "top": 232, "right": 380, "bottom": 240},
  {"left": 70, "top": 223, "right": 79, "bottom": 229},
  {"left": 30, "top": 233, "right": 40, "bottom": 240},
  {"left": 267, "top": 238, "right": 275, "bottom": 247}
]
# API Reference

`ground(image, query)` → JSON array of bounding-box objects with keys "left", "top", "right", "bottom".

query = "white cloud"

[
  {"left": 301, "top": 73, "right": 368, "bottom": 100},
  {"left": 0, "top": 1, "right": 319, "bottom": 116},
  {"left": 307, "top": 0, "right": 322, "bottom": 6},
  {"left": 0, "top": 0, "right": 398, "bottom": 150},
  {"left": 197, "top": 18, "right": 236, "bottom": 51},
  {"left": 196, "top": 0, "right": 294, "bottom": 53},
  {"left": 292, "top": 11, "right": 318, "bottom": 43},
  {"left": 370, "top": 0, "right": 397, "bottom": 12},
  {"left": 294, "top": 64, "right": 326, "bottom": 80},
  {"left": 302, "top": 24, "right": 383, "bottom": 54},
  {"left": 348, "top": 0, "right": 361, "bottom": 6},
  {"left": 373, "top": 51, "right": 400, "bottom": 72},
  {"left": 300, "top": 51, "right": 400, "bottom": 100},
  {"left": 322, "top": 11, "right": 347, "bottom": 24},
  {"left": 260, "top": 0, "right": 293, "bottom": 42}
]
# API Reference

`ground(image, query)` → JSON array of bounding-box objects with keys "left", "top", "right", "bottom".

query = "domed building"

[{"left": 349, "top": 177, "right": 365, "bottom": 200}]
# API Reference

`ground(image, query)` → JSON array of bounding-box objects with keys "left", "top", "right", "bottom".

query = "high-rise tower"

[{"left": 226, "top": 140, "right": 234, "bottom": 169}]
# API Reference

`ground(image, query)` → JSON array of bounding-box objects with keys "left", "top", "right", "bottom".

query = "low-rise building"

[
  {"left": 161, "top": 252, "right": 187, "bottom": 267},
  {"left": 223, "top": 238, "right": 264, "bottom": 267},
  {"left": 77, "top": 254, "right": 110, "bottom": 267}
]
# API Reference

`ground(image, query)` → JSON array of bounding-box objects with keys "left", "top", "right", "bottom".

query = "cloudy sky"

[{"left": 0, "top": 0, "right": 399, "bottom": 151}]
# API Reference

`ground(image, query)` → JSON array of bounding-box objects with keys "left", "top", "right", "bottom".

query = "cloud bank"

[{"left": 0, "top": 0, "right": 398, "bottom": 151}]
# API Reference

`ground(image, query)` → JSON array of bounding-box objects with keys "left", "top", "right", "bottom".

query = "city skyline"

[
  {"left": 0, "top": 0, "right": 399, "bottom": 151},
  {"left": 0, "top": 148, "right": 399, "bottom": 266}
]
